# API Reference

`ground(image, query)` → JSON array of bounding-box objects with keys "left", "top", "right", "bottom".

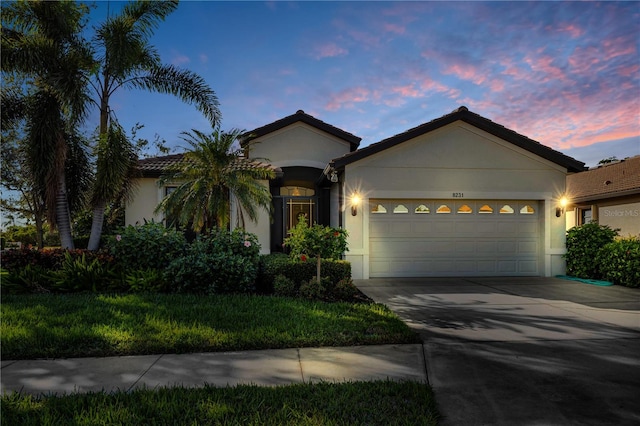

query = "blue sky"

[{"left": 88, "top": 1, "right": 640, "bottom": 168}]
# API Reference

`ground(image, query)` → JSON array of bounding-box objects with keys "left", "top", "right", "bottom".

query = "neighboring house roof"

[
  {"left": 567, "top": 155, "right": 640, "bottom": 203},
  {"left": 330, "top": 106, "right": 586, "bottom": 173},
  {"left": 137, "top": 153, "right": 282, "bottom": 178},
  {"left": 240, "top": 109, "right": 362, "bottom": 151}
]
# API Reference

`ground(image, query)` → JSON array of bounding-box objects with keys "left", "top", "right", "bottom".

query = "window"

[
  {"left": 371, "top": 204, "right": 387, "bottom": 214},
  {"left": 520, "top": 205, "right": 535, "bottom": 214},
  {"left": 580, "top": 208, "right": 592, "bottom": 225},
  {"left": 499, "top": 205, "right": 514, "bottom": 214},
  {"left": 457, "top": 204, "right": 473, "bottom": 214},
  {"left": 479, "top": 204, "right": 493, "bottom": 214},
  {"left": 436, "top": 204, "right": 451, "bottom": 214},
  {"left": 393, "top": 204, "right": 409, "bottom": 213},
  {"left": 280, "top": 186, "right": 314, "bottom": 197},
  {"left": 415, "top": 204, "right": 430, "bottom": 214}
]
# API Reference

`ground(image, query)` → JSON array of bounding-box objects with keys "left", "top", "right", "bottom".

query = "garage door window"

[
  {"left": 436, "top": 204, "right": 451, "bottom": 213},
  {"left": 393, "top": 204, "right": 409, "bottom": 213},
  {"left": 415, "top": 204, "right": 430, "bottom": 214},
  {"left": 520, "top": 205, "right": 535, "bottom": 214},
  {"left": 479, "top": 204, "right": 493, "bottom": 214},
  {"left": 371, "top": 204, "right": 387, "bottom": 213},
  {"left": 500, "top": 205, "right": 514, "bottom": 214},
  {"left": 457, "top": 204, "right": 473, "bottom": 214}
]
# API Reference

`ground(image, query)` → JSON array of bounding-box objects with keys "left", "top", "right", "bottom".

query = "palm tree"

[
  {"left": 156, "top": 129, "right": 275, "bottom": 233},
  {"left": 85, "top": 0, "right": 220, "bottom": 250},
  {"left": 1, "top": 1, "right": 93, "bottom": 249}
]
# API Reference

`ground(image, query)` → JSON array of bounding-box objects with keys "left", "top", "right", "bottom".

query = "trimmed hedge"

[
  {"left": 597, "top": 237, "right": 640, "bottom": 288},
  {"left": 565, "top": 223, "right": 618, "bottom": 279},
  {"left": 258, "top": 253, "right": 351, "bottom": 294}
]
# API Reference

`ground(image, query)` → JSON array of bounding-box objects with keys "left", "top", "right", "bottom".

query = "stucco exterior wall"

[
  {"left": 599, "top": 201, "right": 640, "bottom": 237},
  {"left": 341, "top": 122, "right": 568, "bottom": 279},
  {"left": 125, "top": 178, "right": 163, "bottom": 225},
  {"left": 230, "top": 180, "right": 272, "bottom": 255},
  {"left": 248, "top": 123, "right": 352, "bottom": 168}
]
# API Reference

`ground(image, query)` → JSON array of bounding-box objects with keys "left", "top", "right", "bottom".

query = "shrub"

[
  {"left": 332, "top": 278, "right": 358, "bottom": 301},
  {"left": 1, "top": 265, "right": 54, "bottom": 294},
  {"left": 273, "top": 274, "right": 297, "bottom": 297},
  {"left": 164, "top": 230, "right": 260, "bottom": 294},
  {"left": 125, "top": 269, "right": 167, "bottom": 293},
  {"left": 299, "top": 278, "right": 328, "bottom": 300},
  {"left": 565, "top": 223, "right": 618, "bottom": 279},
  {"left": 104, "top": 222, "right": 188, "bottom": 271},
  {"left": 0, "top": 248, "right": 114, "bottom": 273},
  {"left": 597, "top": 237, "right": 640, "bottom": 288},
  {"left": 258, "top": 253, "right": 351, "bottom": 293},
  {"left": 51, "top": 252, "right": 120, "bottom": 293}
]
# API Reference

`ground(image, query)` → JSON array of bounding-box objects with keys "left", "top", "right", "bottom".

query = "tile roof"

[
  {"left": 240, "top": 109, "right": 362, "bottom": 151},
  {"left": 330, "top": 106, "right": 587, "bottom": 173},
  {"left": 567, "top": 155, "right": 640, "bottom": 202},
  {"left": 137, "top": 153, "right": 281, "bottom": 178}
]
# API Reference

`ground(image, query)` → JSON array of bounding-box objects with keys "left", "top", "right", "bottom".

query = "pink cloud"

[
  {"left": 618, "top": 64, "right": 640, "bottom": 77},
  {"left": 554, "top": 23, "right": 585, "bottom": 38},
  {"left": 391, "top": 84, "right": 421, "bottom": 98},
  {"left": 442, "top": 63, "right": 486, "bottom": 85},
  {"left": 602, "top": 36, "right": 637, "bottom": 61},
  {"left": 312, "top": 42, "right": 348, "bottom": 59},
  {"left": 325, "top": 86, "right": 370, "bottom": 111},
  {"left": 523, "top": 54, "right": 566, "bottom": 83},
  {"left": 383, "top": 23, "right": 405, "bottom": 35}
]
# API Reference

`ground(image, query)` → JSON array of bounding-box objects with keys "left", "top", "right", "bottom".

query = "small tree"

[{"left": 284, "top": 222, "right": 348, "bottom": 283}]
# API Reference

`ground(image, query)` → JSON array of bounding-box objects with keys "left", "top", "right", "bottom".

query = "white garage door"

[{"left": 369, "top": 199, "right": 540, "bottom": 277}]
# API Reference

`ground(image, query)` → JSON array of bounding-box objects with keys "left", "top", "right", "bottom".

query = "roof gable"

[
  {"left": 331, "top": 106, "right": 586, "bottom": 173},
  {"left": 567, "top": 155, "right": 640, "bottom": 202},
  {"left": 241, "top": 110, "right": 361, "bottom": 152}
]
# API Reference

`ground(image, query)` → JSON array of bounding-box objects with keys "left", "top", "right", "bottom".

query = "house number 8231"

[{"left": 452, "top": 192, "right": 464, "bottom": 198}]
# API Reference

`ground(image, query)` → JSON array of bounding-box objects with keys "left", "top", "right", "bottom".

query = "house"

[
  {"left": 126, "top": 107, "right": 586, "bottom": 279},
  {"left": 565, "top": 155, "right": 640, "bottom": 237}
]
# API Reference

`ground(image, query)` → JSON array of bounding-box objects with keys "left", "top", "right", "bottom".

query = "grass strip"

[
  {"left": 1, "top": 294, "right": 419, "bottom": 359},
  {"left": 1, "top": 380, "right": 439, "bottom": 426}
]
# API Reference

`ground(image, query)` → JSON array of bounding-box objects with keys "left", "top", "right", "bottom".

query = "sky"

[{"left": 86, "top": 0, "right": 639, "bottom": 168}]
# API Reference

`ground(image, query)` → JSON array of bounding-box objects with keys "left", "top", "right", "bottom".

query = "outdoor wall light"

[
  {"left": 556, "top": 196, "right": 568, "bottom": 217},
  {"left": 351, "top": 193, "right": 361, "bottom": 216},
  {"left": 329, "top": 170, "right": 339, "bottom": 183}
]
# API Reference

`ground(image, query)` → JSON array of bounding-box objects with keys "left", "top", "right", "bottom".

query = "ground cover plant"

[
  {"left": 1, "top": 293, "right": 419, "bottom": 360},
  {"left": 1, "top": 380, "right": 439, "bottom": 426}
]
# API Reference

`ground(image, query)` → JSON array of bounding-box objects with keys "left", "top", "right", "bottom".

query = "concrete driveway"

[{"left": 356, "top": 277, "right": 640, "bottom": 426}]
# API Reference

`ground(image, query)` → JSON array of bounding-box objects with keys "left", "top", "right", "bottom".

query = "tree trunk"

[
  {"left": 316, "top": 255, "right": 321, "bottom": 284},
  {"left": 87, "top": 202, "right": 105, "bottom": 250},
  {"left": 87, "top": 90, "right": 111, "bottom": 251},
  {"left": 56, "top": 172, "right": 74, "bottom": 249},
  {"left": 34, "top": 214, "right": 44, "bottom": 250}
]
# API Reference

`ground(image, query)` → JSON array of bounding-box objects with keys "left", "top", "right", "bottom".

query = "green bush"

[
  {"left": 258, "top": 253, "right": 351, "bottom": 293},
  {"left": 299, "top": 278, "right": 328, "bottom": 300},
  {"left": 273, "top": 274, "right": 297, "bottom": 297},
  {"left": 51, "top": 252, "right": 120, "bottom": 293},
  {"left": 164, "top": 231, "right": 260, "bottom": 294},
  {"left": 104, "top": 222, "right": 188, "bottom": 271},
  {"left": 332, "top": 278, "right": 358, "bottom": 301},
  {"left": 0, "top": 249, "right": 114, "bottom": 273},
  {"left": 1, "top": 265, "right": 54, "bottom": 294},
  {"left": 597, "top": 238, "right": 640, "bottom": 288},
  {"left": 125, "top": 269, "right": 167, "bottom": 293},
  {"left": 565, "top": 223, "right": 618, "bottom": 279}
]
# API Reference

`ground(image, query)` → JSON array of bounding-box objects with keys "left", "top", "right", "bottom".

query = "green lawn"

[
  {"left": 1, "top": 380, "right": 439, "bottom": 425},
  {"left": 1, "top": 293, "right": 420, "bottom": 360}
]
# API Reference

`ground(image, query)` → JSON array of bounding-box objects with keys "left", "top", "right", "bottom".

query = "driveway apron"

[{"left": 356, "top": 277, "right": 640, "bottom": 426}]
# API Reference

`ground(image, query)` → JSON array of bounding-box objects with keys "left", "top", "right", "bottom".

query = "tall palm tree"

[
  {"left": 156, "top": 129, "right": 275, "bottom": 233},
  {"left": 1, "top": 1, "right": 93, "bottom": 249},
  {"left": 86, "top": 0, "right": 220, "bottom": 250}
]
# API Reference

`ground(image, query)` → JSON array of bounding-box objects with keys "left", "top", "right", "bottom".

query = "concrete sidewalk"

[{"left": 1, "top": 344, "right": 427, "bottom": 396}]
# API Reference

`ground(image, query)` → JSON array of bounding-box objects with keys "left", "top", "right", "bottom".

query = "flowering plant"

[{"left": 284, "top": 222, "right": 348, "bottom": 283}]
